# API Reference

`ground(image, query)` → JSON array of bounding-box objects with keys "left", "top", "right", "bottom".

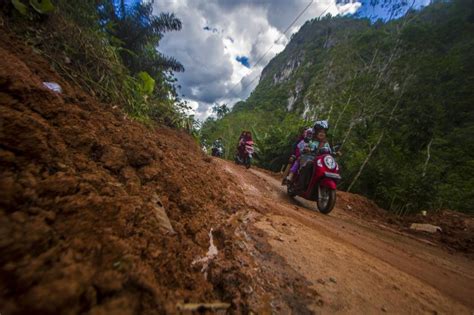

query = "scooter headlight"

[{"left": 324, "top": 155, "right": 336, "bottom": 170}]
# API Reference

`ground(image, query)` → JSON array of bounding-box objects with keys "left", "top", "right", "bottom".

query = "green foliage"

[
  {"left": 206, "top": 0, "right": 474, "bottom": 214},
  {"left": 4, "top": 0, "right": 193, "bottom": 129},
  {"left": 212, "top": 104, "right": 230, "bottom": 119},
  {"left": 29, "top": 0, "right": 54, "bottom": 14},
  {"left": 137, "top": 71, "right": 155, "bottom": 95},
  {"left": 201, "top": 109, "right": 307, "bottom": 170},
  {"left": 11, "top": 0, "right": 28, "bottom": 15},
  {"left": 11, "top": 0, "right": 54, "bottom": 15},
  {"left": 97, "top": 1, "right": 184, "bottom": 77}
]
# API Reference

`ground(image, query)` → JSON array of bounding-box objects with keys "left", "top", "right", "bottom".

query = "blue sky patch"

[{"left": 236, "top": 56, "right": 250, "bottom": 68}]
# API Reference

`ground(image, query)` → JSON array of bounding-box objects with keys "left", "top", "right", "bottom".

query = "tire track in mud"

[{"left": 216, "top": 158, "right": 474, "bottom": 314}]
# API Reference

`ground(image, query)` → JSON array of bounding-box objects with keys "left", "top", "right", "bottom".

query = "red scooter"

[{"left": 286, "top": 147, "right": 341, "bottom": 214}]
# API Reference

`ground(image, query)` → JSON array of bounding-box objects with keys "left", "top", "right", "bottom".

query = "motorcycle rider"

[
  {"left": 285, "top": 121, "right": 331, "bottom": 183},
  {"left": 237, "top": 131, "right": 252, "bottom": 158},
  {"left": 213, "top": 137, "right": 223, "bottom": 148},
  {"left": 212, "top": 138, "right": 224, "bottom": 156},
  {"left": 312, "top": 120, "right": 331, "bottom": 155}
]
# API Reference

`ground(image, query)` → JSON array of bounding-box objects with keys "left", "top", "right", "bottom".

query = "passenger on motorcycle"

[
  {"left": 285, "top": 128, "right": 315, "bottom": 183},
  {"left": 237, "top": 131, "right": 252, "bottom": 157},
  {"left": 286, "top": 121, "right": 331, "bottom": 183},
  {"left": 281, "top": 126, "right": 309, "bottom": 184}
]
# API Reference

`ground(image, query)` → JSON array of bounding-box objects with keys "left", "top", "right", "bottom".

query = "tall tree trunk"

[
  {"left": 422, "top": 138, "right": 434, "bottom": 177},
  {"left": 347, "top": 130, "right": 385, "bottom": 192},
  {"left": 340, "top": 119, "right": 355, "bottom": 151}
]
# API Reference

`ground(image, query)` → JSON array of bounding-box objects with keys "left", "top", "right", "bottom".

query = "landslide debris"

[
  {"left": 0, "top": 31, "right": 236, "bottom": 314},
  {"left": 0, "top": 30, "right": 318, "bottom": 314}
]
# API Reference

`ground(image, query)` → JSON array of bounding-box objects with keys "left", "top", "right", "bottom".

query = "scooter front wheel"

[{"left": 317, "top": 185, "right": 336, "bottom": 214}]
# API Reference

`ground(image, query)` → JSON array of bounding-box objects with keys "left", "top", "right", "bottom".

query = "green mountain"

[{"left": 201, "top": 0, "right": 474, "bottom": 214}]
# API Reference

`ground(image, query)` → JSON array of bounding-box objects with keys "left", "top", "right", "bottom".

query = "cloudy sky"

[{"left": 152, "top": 0, "right": 429, "bottom": 121}]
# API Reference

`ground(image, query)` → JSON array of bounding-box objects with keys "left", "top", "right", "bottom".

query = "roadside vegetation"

[
  {"left": 201, "top": 0, "right": 474, "bottom": 214},
  {"left": 1, "top": 0, "right": 196, "bottom": 128}
]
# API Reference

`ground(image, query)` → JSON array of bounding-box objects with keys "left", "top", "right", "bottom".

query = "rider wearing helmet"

[
  {"left": 312, "top": 120, "right": 332, "bottom": 155},
  {"left": 285, "top": 121, "right": 331, "bottom": 183}
]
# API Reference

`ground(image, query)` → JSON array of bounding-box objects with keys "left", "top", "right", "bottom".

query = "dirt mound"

[
  {"left": 337, "top": 192, "right": 474, "bottom": 255},
  {"left": 394, "top": 210, "right": 474, "bottom": 254},
  {"left": 335, "top": 192, "right": 473, "bottom": 254},
  {"left": 0, "top": 26, "right": 321, "bottom": 314},
  {"left": 337, "top": 191, "right": 388, "bottom": 220},
  {"left": 0, "top": 30, "right": 254, "bottom": 314}
]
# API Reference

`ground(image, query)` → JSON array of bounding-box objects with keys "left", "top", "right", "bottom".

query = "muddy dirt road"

[
  {"left": 2, "top": 26, "right": 472, "bottom": 314},
  {"left": 216, "top": 158, "right": 474, "bottom": 314}
]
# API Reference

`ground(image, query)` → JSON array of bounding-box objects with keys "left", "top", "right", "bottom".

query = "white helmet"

[{"left": 314, "top": 120, "right": 329, "bottom": 131}]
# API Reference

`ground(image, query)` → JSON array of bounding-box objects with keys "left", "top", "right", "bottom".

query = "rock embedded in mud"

[
  {"left": 410, "top": 223, "right": 442, "bottom": 233},
  {"left": 151, "top": 195, "right": 175, "bottom": 234}
]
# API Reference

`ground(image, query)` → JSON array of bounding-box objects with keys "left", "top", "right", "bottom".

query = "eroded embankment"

[{"left": 0, "top": 30, "right": 318, "bottom": 314}]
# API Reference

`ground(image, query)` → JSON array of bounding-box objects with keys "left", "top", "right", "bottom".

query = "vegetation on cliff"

[{"left": 201, "top": 0, "right": 474, "bottom": 214}]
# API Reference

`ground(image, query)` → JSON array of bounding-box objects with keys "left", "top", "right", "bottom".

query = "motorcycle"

[
  {"left": 235, "top": 140, "right": 254, "bottom": 169},
  {"left": 211, "top": 145, "right": 224, "bottom": 157},
  {"left": 286, "top": 147, "right": 341, "bottom": 214}
]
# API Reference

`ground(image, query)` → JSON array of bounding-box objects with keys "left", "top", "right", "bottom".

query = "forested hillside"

[
  {"left": 201, "top": 0, "right": 474, "bottom": 214},
  {"left": 1, "top": 0, "right": 196, "bottom": 128}
]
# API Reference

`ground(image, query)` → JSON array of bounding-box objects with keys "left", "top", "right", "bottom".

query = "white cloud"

[{"left": 153, "top": 0, "right": 363, "bottom": 121}]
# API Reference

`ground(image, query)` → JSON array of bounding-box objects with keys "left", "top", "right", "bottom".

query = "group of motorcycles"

[
  {"left": 210, "top": 139, "right": 254, "bottom": 169},
  {"left": 208, "top": 137, "right": 340, "bottom": 214}
]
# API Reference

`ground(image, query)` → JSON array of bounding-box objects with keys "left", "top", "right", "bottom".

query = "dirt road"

[
  {"left": 216, "top": 158, "right": 474, "bottom": 314},
  {"left": 2, "top": 26, "right": 472, "bottom": 314}
]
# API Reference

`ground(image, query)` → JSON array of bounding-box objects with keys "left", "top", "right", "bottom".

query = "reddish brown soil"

[
  {"left": 253, "top": 167, "right": 474, "bottom": 255},
  {"left": 0, "top": 30, "right": 315, "bottom": 314},
  {"left": 337, "top": 191, "right": 474, "bottom": 255},
  {"left": 217, "top": 162, "right": 474, "bottom": 313}
]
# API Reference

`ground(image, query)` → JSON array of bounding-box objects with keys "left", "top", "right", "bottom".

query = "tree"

[
  {"left": 212, "top": 103, "right": 230, "bottom": 119},
  {"left": 98, "top": 0, "right": 184, "bottom": 77}
]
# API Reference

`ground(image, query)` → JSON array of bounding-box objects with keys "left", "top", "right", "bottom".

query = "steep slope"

[{"left": 0, "top": 30, "right": 317, "bottom": 314}]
